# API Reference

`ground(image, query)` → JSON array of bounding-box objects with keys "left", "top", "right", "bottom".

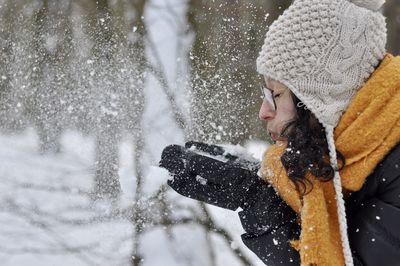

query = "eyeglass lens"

[{"left": 260, "top": 86, "right": 276, "bottom": 111}]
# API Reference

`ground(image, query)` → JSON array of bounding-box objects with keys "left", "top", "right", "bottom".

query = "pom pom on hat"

[
  {"left": 256, "top": 0, "right": 387, "bottom": 265},
  {"left": 349, "top": 0, "right": 385, "bottom": 11}
]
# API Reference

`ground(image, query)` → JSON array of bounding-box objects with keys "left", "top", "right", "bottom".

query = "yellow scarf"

[{"left": 261, "top": 54, "right": 400, "bottom": 265}]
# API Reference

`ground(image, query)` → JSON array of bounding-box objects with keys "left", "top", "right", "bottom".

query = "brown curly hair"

[{"left": 279, "top": 92, "right": 345, "bottom": 195}]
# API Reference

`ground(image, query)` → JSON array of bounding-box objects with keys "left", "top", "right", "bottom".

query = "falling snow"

[{"left": 2, "top": 0, "right": 398, "bottom": 265}]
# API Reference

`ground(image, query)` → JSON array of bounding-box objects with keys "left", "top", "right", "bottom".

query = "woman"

[{"left": 160, "top": 0, "right": 400, "bottom": 265}]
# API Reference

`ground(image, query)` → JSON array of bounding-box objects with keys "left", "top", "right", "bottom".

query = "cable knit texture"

[
  {"left": 261, "top": 54, "right": 400, "bottom": 266},
  {"left": 256, "top": 0, "right": 387, "bottom": 265},
  {"left": 256, "top": 0, "right": 386, "bottom": 128}
]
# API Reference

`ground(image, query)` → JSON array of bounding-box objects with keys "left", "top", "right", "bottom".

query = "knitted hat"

[{"left": 256, "top": 0, "right": 387, "bottom": 265}]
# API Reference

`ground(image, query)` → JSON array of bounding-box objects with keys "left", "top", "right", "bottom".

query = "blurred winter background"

[{"left": 0, "top": 0, "right": 399, "bottom": 265}]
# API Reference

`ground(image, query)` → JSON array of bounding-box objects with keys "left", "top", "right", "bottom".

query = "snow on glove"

[
  {"left": 184, "top": 141, "right": 261, "bottom": 172},
  {"left": 160, "top": 142, "right": 301, "bottom": 265},
  {"left": 159, "top": 141, "right": 264, "bottom": 210}
]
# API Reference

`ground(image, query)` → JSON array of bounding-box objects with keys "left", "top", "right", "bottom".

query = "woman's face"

[{"left": 259, "top": 77, "right": 297, "bottom": 142}]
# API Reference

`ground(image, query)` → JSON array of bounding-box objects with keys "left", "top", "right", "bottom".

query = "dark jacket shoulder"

[
  {"left": 346, "top": 143, "right": 400, "bottom": 213},
  {"left": 345, "top": 143, "right": 400, "bottom": 266}
]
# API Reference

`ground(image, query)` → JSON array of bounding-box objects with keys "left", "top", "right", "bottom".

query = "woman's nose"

[{"left": 259, "top": 101, "right": 275, "bottom": 121}]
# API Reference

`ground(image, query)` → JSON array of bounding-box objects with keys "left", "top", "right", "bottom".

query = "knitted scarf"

[{"left": 260, "top": 54, "right": 400, "bottom": 266}]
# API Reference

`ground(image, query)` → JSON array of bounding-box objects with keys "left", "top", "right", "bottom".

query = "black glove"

[
  {"left": 160, "top": 141, "right": 301, "bottom": 265},
  {"left": 159, "top": 141, "right": 263, "bottom": 210},
  {"left": 160, "top": 140, "right": 298, "bottom": 228},
  {"left": 238, "top": 184, "right": 301, "bottom": 265}
]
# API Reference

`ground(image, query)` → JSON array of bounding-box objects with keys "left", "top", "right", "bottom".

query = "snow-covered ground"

[
  {"left": 0, "top": 129, "right": 132, "bottom": 266},
  {"left": 0, "top": 128, "right": 268, "bottom": 266},
  {"left": 0, "top": 0, "right": 272, "bottom": 264}
]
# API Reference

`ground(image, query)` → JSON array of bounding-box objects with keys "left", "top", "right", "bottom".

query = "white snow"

[
  {"left": 0, "top": 0, "right": 272, "bottom": 265},
  {"left": 195, "top": 175, "right": 208, "bottom": 185},
  {"left": 0, "top": 128, "right": 266, "bottom": 266}
]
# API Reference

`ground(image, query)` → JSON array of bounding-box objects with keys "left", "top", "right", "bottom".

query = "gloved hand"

[
  {"left": 159, "top": 141, "right": 262, "bottom": 210},
  {"left": 160, "top": 141, "right": 301, "bottom": 265}
]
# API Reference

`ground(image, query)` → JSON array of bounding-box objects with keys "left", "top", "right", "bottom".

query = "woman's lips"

[
  {"left": 269, "top": 131, "right": 279, "bottom": 141},
  {"left": 269, "top": 130, "right": 286, "bottom": 141}
]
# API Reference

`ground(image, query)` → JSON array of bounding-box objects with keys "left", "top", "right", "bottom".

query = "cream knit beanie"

[{"left": 256, "top": 0, "right": 387, "bottom": 265}]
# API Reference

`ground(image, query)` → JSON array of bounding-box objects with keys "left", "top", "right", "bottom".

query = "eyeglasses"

[{"left": 260, "top": 85, "right": 276, "bottom": 111}]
